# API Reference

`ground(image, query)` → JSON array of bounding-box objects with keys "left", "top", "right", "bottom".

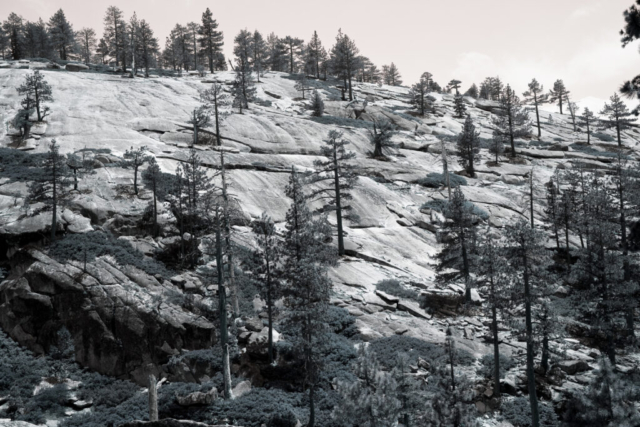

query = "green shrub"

[
  {"left": 325, "top": 306, "right": 359, "bottom": 338},
  {"left": 421, "top": 199, "right": 489, "bottom": 220},
  {"left": 593, "top": 132, "right": 615, "bottom": 142},
  {"left": 416, "top": 172, "right": 467, "bottom": 188},
  {"left": 477, "top": 353, "right": 516, "bottom": 379},
  {"left": 308, "top": 115, "right": 372, "bottom": 129},
  {"left": 375, "top": 279, "right": 419, "bottom": 301},
  {"left": 18, "top": 384, "right": 69, "bottom": 424},
  {"left": 0, "top": 147, "right": 48, "bottom": 183},
  {"left": 501, "top": 397, "right": 559, "bottom": 427},
  {"left": 569, "top": 143, "right": 628, "bottom": 159},
  {"left": 369, "top": 336, "right": 474, "bottom": 370}
]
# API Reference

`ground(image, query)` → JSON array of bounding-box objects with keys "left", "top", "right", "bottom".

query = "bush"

[
  {"left": 569, "top": 143, "right": 629, "bottom": 159},
  {"left": 18, "top": 384, "right": 69, "bottom": 424},
  {"left": 501, "top": 397, "right": 559, "bottom": 427},
  {"left": 309, "top": 115, "right": 371, "bottom": 130},
  {"left": 375, "top": 279, "right": 419, "bottom": 301},
  {"left": 369, "top": 336, "right": 474, "bottom": 370},
  {"left": 477, "top": 353, "right": 516, "bottom": 379},
  {"left": 421, "top": 199, "right": 489, "bottom": 220},
  {"left": 592, "top": 132, "right": 615, "bottom": 142},
  {"left": 324, "top": 306, "right": 358, "bottom": 338},
  {"left": 416, "top": 172, "right": 467, "bottom": 188},
  {"left": 49, "top": 230, "right": 172, "bottom": 277},
  {"left": 0, "top": 147, "right": 48, "bottom": 183}
]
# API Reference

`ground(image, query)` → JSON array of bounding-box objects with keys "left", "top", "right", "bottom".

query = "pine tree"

[
  {"left": 185, "top": 22, "right": 199, "bottom": 71},
  {"left": 545, "top": 175, "right": 562, "bottom": 250},
  {"left": 281, "top": 167, "right": 335, "bottom": 426},
  {"left": 198, "top": 8, "right": 224, "bottom": 73},
  {"left": 24, "top": 139, "right": 71, "bottom": 241},
  {"left": 488, "top": 134, "right": 505, "bottom": 164},
  {"left": 266, "top": 33, "right": 286, "bottom": 72},
  {"left": 201, "top": 83, "right": 231, "bottom": 146},
  {"left": 233, "top": 29, "right": 253, "bottom": 66},
  {"left": 249, "top": 212, "right": 281, "bottom": 364},
  {"left": 382, "top": 62, "right": 402, "bottom": 86},
  {"left": 103, "top": 6, "right": 127, "bottom": 71},
  {"left": 187, "top": 107, "right": 209, "bottom": 146},
  {"left": 232, "top": 58, "right": 255, "bottom": 113},
  {"left": 123, "top": 146, "right": 149, "bottom": 195},
  {"left": 294, "top": 73, "right": 311, "bottom": 99},
  {"left": 4, "top": 13, "right": 25, "bottom": 60},
  {"left": 0, "top": 24, "right": 9, "bottom": 60},
  {"left": 567, "top": 97, "right": 580, "bottom": 132},
  {"left": 456, "top": 115, "right": 480, "bottom": 177},
  {"left": 464, "top": 83, "right": 479, "bottom": 98},
  {"left": 141, "top": 157, "right": 163, "bottom": 236},
  {"left": 548, "top": 79, "right": 570, "bottom": 114},
  {"left": 453, "top": 94, "right": 467, "bottom": 118},
  {"left": 310, "top": 89, "right": 324, "bottom": 117},
  {"left": 369, "top": 119, "right": 395, "bottom": 159},
  {"left": 17, "top": 70, "right": 53, "bottom": 122},
  {"left": 448, "top": 79, "right": 462, "bottom": 95},
  {"left": 24, "top": 19, "right": 52, "bottom": 59},
  {"left": 66, "top": 149, "right": 94, "bottom": 192},
  {"left": 599, "top": 92, "right": 634, "bottom": 147},
  {"left": 305, "top": 31, "right": 326, "bottom": 79},
  {"left": 97, "top": 38, "right": 109, "bottom": 64},
  {"left": 410, "top": 73, "right": 432, "bottom": 116},
  {"left": 333, "top": 345, "right": 401, "bottom": 427},
  {"left": 504, "top": 221, "right": 552, "bottom": 427},
  {"left": 77, "top": 28, "right": 97, "bottom": 65},
  {"left": 492, "top": 85, "right": 531, "bottom": 158},
  {"left": 281, "top": 35, "right": 304, "bottom": 74},
  {"left": 252, "top": 30, "right": 267, "bottom": 82},
  {"left": 330, "top": 30, "right": 361, "bottom": 100},
  {"left": 523, "top": 79, "right": 547, "bottom": 138},
  {"left": 579, "top": 108, "right": 596, "bottom": 145},
  {"left": 306, "top": 130, "right": 358, "bottom": 256},
  {"left": 436, "top": 187, "right": 478, "bottom": 303},
  {"left": 392, "top": 353, "right": 424, "bottom": 427},
  {"left": 137, "top": 20, "right": 159, "bottom": 77}
]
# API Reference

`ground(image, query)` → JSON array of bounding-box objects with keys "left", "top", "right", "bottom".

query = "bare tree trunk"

[{"left": 148, "top": 374, "right": 158, "bottom": 421}]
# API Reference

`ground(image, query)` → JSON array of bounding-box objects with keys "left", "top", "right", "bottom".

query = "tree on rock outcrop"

[
  {"left": 187, "top": 106, "right": 210, "bottom": 146},
  {"left": 201, "top": 83, "right": 231, "bottom": 146},
  {"left": 48, "top": 9, "right": 75, "bottom": 60},
  {"left": 103, "top": 6, "right": 127, "bottom": 72},
  {"left": 305, "top": 30, "right": 327, "bottom": 80},
  {"left": 307, "top": 129, "right": 358, "bottom": 256},
  {"left": 410, "top": 73, "right": 432, "bottom": 116},
  {"left": 24, "top": 139, "right": 72, "bottom": 241},
  {"left": 453, "top": 94, "right": 466, "bottom": 118},
  {"left": 123, "top": 146, "right": 149, "bottom": 195},
  {"left": 17, "top": 70, "right": 53, "bottom": 122},
  {"left": 294, "top": 73, "right": 311, "bottom": 99},
  {"left": 77, "top": 27, "right": 97, "bottom": 65},
  {"left": 282, "top": 35, "right": 304, "bottom": 74},
  {"left": 135, "top": 19, "right": 159, "bottom": 77},
  {"left": 330, "top": 30, "right": 361, "bottom": 101},
  {"left": 436, "top": 186, "right": 478, "bottom": 303},
  {"left": 488, "top": 133, "right": 505, "bottom": 164},
  {"left": 232, "top": 57, "right": 256, "bottom": 113},
  {"left": 448, "top": 79, "right": 462, "bottom": 95},
  {"left": 369, "top": 119, "right": 396, "bottom": 159},
  {"left": 333, "top": 345, "right": 401, "bottom": 427},
  {"left": 310, "top": 89, "right": 324, "bottom": 117},
  {"left": 523, "top": 78, "right": 547, "bottom": 138},
  {"left": 142, "top": 157, "right": 164, "bottom": 236},
  {"left": 548, "top": 79, "right": 570, "bottom": 114},
  {"left": 456, "top": 115, "right": 480, "bottom": 177},
  {"left": 198, "top": 8, "right": 224, "bottom": 74},
  {"left": 492, "top": 85, "right": 531, "bottom": 158},
  {"left": 280, "top": 167, "right": 335, "bottom": 427},
  {"left": 382, "top": 62, "right": 402, "bottom": 86},
  {"left": 599, "top": 92, "right": 634, "bottom": 147},
  {"left": 464, "top": 83, "right": 479, "bottom": 98},
  {"left": 252, "top": 30, "right": 267, "bottom": 82}
]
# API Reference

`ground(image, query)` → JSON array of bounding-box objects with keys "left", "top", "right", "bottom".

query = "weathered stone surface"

[
  {"left": 555, "top": 360, "right": 592, "bottom": 375},
  {"left": 176, "top": 388, "right": 218, "bottom": 406}
]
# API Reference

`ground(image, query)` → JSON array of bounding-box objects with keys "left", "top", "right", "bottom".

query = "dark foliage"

[
  {"left": 416, "top": 172, "right": 467, "bottom": 188},
  {"left": 368, "top": 336, "right": 474, "bottom": 370},
  {"left": 501, "top": 397, "right": 559, "bottom": 427},
  {"left": 375, "top": 279, "right": 419, "bottom": 301},
  {"left": 477, "top": 353, "right": 516, "bottom": 379},
  {"left": 421, "top": 199, "right": 489, "bottom": 221}
]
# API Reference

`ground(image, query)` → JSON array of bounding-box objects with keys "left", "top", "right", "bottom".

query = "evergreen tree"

[
  {"left": 488, "top": 134, "right": 505, "bottom": 164},
  {"left": 436, "top": 187, "right": 478, "bottom": 302},
  {"left": 141, "top": 157, "right": 163, "bottom": 236},
  {"left": 548, "top": 79, "right": 570, "bottom": 114},
  {"left": 410, "top": 73, "right": 432, "bottom": 116},
  {"left": 369, "top": 119, "right": 395, "bottom": 159},
  {"left": 249, "top": 212, "right": 281, "bottom": 364},
  {"left": 48, "top": 9, "right": 75, "bottom": 60},
  {"left": 77, "top": 28, "right": 97, "bottom": 65},
  {"left": 123, "top": 146, "right": 149, "bottom": 195},
  {"left": 567, "top": 97, "right": 580, "bottom": 132},
  {"left": 97, "top": 38, "right": 109, "bottom": 64},
  {"left": 233, "top": 29, "right": 253, "bottom": 66},
  {"left": 333, "top": 345, "right": 401, "bottom": 427},
  {"left": 523, "top": 78, "right": 546, "bottom": 138},
  {"left": 599, "top": 92, "right": 634, "bottom": 147},
  {"left": 294, "top": 73, "right": 312, "bottom": 99},
  {"left": 17, "top": 70, "right": 53, "bottom": 122},
  {"left": 136, "top": 19, "right": 159, "bottom": 77},
  {"left": 305, "top": 31, "right": 326, "bottom": 79},
  {"left": 382, "top": 62, "right": 402, "bottom": 86},
  {"left": 24, "top": 139, "right": 71, "bottom": 241},
  {"left": 306, "top": 130, "right": 358, "bottom": 256},
  {"left": 266, "top": 33, "right": 286, "bottom": 72},
  {"left": 456, "top": 115, "right": 480, "bottom": 177},
  {"left": 198, "top": 8, "right": 224, "bottom": 73},
  {"left": 545, "top": 176, "right": 562, "bottom": 250},
  {"left": 66, "top": 149, "right": 94, "bottom": 192},
  {"left": 504, "top": 221, "right": 552, "bottom": 427},
  {"left": 281, "top": 167, "right": 335, "bottom": 426},
  {"left": 185, "top": 22, "right": 200, "bottom": 71},
  {"left": 492, "top": 85, "right": 531, "bottom": 158},
  {"left": 232, "top": 57, "right": 255, "bottom": 113},
  {"left": 392, "top": 353, "right": 424, "bottom": 427},
  {"left": 579, "top": 107, "right": 596, "bottom": 145},
  {"left": 4, "top": 13, "right": 25, "bottom": 60},
  {"left": 464, "top": 83, "right": 479, "bottom": 98},
  {"left": 448, "top": 79, "right": 462, "bottom": 95},
  {"left": 453, "top": 94, "right": 467, "bottom": 118},
  {"left": 309, "top": 89, "right": 324, "bottom": 117},
  {"left": 103, "top": 6, "right": 127, "bottom": 71},
  {"left": 187, "top": 107, "right": 209, "bottom": 146},
  {"left": 24, "top": 19, "right": 52, "bottom": 59},
  {"left": 252, "top": 30, "right": 267, "bottom": 82},
  {"left": 282, "top": 35, "right": 304, "bottom": 74},
  {"left": 0, "top": 24, "right": 9, "bottom": 60},
  {"left": 330, "top": 30, "right": 361, "bottom": 100},
  {"left": 201, "top": 83, "right": 231, "bottom": 146}
]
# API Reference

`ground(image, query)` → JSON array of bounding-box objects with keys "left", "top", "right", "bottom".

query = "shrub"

[
  {"left": 592, "top": 132, "right": 615, "bottom": 142},
  {"left": 309, "top": 115, "right": 371, "bottom": 130},
  {"left": 416, "top": 172, "right": 467, "bottom": 188},
  {"left": 421, "top": 199, "right": 489, "bottom": 220},
  {"left": 0, "top": 147, "right": 48, "bottom": 183},
  {"left": 324, "top": 306, "right": 359, "bottom": 338},
  {"left": 477, "top": 353, "right": 516, "bottom": 379},
  {"left": 569, "top": 143, "right": 629, "bottom": 159},
  {"left": 500, "top": 397, "right": 559, "bottom": 427},
  {"left": 369, "top": 336, "right": 474, "bottom": 370},
  {"left": 375, "top": 279, "right": 419, "bottom": 301},
  {"left": 18, "top": 384, "right": 69, "bottom": 424},
  {"left": 49, "top": 230, "right": 172, "bottom": 277}
]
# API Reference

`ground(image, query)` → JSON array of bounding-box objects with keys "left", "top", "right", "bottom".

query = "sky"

[{"left": 3, "top": 0, "right": 640, "bottom": 105}]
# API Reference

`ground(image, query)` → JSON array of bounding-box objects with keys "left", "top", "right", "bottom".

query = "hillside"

[{"left": 1, "top": 61, "right": 640, "bottom": 427}]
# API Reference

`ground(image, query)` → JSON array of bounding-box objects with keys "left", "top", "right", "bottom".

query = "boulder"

[
  {"left": 176, "top": 388, "right": 218, "bottom": 406},
  {"left": 232, "top": 380, "right": 251, "bottom": 398},
  {"left": 65, "top": 63, "right": 89, "bottom": 72},
  {"left": 556, "top": 360, "right": 592, "bottom": 375},
  {"left": 121, "top": 420, "right": 241, "bottom": 427},
  {"left": 397, "top": 300, "right": 431, "bottom": 319}
]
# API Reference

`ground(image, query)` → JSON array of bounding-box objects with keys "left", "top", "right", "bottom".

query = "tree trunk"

[
  {"left": 523, "top": 252, "right": 540, "bottom": 427},
  {"left": 333, "top": 146, "right": 345, "bottom": 256},
  {"left": 541, "top": 332, "right": 549, "bottom": 375},
  {"left": 529, "top": 172, "right": 534, "bottom": 229},
  {"left": 216, "top": 210, "right": 233, "bottom": 400},
  {"left": 134, "top": 164, "right": 139, "bottom": 195},
  {"left": 534, "top": 94, "right": 541, "bottom": 138},
  {"left": 51, "top": 159, "right": 57, "bottom": 242},
  {"left": 148, "top": 374, "right": 158, "bottom": 421},
  {"left": 492, "top": 297, "right": 501, "bottom": 398}
]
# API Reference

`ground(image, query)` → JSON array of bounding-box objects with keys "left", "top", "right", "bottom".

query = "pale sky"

[{"left": 3, "top": 0, "right": 640, "bottom": 102}]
